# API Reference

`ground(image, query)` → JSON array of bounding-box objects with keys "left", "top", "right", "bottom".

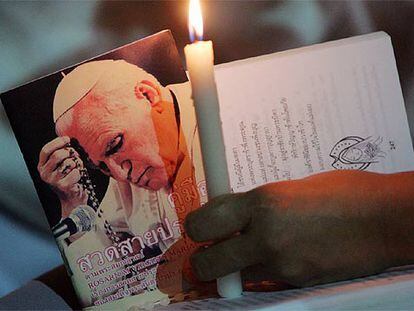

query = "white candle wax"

[
  {"left": 184, "top": 40, "right": 242, "bottom": 298},
  {"left": 184, "top": 41, "right": 229, "bottom": 197}
]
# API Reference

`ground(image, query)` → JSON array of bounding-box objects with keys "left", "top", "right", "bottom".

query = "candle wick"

[
  {"left": 189, "top": 26, "right": 203, "bottom": 43},
  {"left": 193, "top": 34, "right": 203, "bottom": 43}
]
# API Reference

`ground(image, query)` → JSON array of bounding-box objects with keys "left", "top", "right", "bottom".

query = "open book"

[
  {"left": 1, "top": 31, "right": 413, "bottom": 310},
  {"left": 166, "top": 31, "right": 414, "bottom": 310},
  {"left": 217, "top": 31, "right": 413, "bottom": 192}
]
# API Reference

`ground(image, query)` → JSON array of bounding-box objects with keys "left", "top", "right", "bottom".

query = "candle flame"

[{"left": 188, "top": 0, "right": 203, "bottom": 42}]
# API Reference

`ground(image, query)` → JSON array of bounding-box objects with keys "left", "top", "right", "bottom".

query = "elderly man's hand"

[
  {"left": 185, "top": 170, "right": 414, "bottom": 287},
  {"left": 37, "top": 136, "right": 87, "bottom": 218}
]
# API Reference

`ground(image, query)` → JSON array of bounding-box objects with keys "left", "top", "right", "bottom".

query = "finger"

[
  {"left": 59, "top": 157, "right": 78, "bottom": 174},
  {"left": 51, "top": 157, "right": 78, "bottom": 181},
  {"left": 242, "top": 264, "right": 273, "bottom": 282},
  {"left": 72, "top": 156, "right": 84, "bottom": 169},
  {"left": 49, "top": 158, "right": 80, "bottom": 184},
  {"left": 75, "top": 184, "right": 88, "bottom": 202},
  {"left": 38, "top": 136, "right": 70, "bottom": 167},
  {"left": 79, "top": 187, "right": 88, "bottom": 201},
  {"left": 185, "top": 193, "right": 252, "bottom": 242},
  {"left": 191, "top": 234, "right": 260, "bottom": 281},
  {"left": 242, "top": 265, "right": 294, "bottom": 291},
  {"left": 57, "top": 169, "right": 81, "bottom": 192},
  {"left": 43, "top": 148, "right": 77, "bottom": 173}
]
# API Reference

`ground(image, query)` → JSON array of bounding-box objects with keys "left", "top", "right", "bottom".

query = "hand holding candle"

[{"left": 184, "top": 0, "right": 243, "bottom": 298}]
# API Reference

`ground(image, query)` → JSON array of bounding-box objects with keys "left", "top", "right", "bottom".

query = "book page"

[
  {"left": 215, "top": 32, "right": 414, "bottom": 192},
  {"left": 161, "top": 267, "right": 414, "bottom": 310}
]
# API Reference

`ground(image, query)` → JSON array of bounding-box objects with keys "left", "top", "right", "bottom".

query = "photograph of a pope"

[{"left": 37, "top": 59, "right": 204, "bottom": 306}]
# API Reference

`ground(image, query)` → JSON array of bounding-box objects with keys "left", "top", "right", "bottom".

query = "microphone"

[{"left": 53, "top": 205, "right": 96, "bottom": 241}]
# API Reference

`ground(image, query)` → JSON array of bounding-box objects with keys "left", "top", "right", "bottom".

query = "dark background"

[{"left": 1, "top": 0, "right": 414, "bottom": 298}]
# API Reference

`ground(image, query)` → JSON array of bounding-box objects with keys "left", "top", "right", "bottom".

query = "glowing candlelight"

[
  {"left": 188, "top": 0, "right": 203, "bottom": 42},
  {"left": 184, "top": 0, "right": 243, "bottom": 299}
]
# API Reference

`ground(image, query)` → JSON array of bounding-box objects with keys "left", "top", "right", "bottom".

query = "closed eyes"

[{"left": 105, "top": 134, "right": 123, "bottom": 157}]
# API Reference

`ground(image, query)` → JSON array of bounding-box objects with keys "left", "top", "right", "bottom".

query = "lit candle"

[{"left": 184, "top": 0, "right": 242, "bottom": 299}]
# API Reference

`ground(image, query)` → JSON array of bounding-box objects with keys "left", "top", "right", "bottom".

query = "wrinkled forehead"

[
  {"left": 56, "top": 102, "right": 114, "bottom": 162},
  {"left": 57, "top": 87, "right": 151, "bottom": 149},
  {"left": 67, "top": 88, "right": 146, "bottom": 132}
]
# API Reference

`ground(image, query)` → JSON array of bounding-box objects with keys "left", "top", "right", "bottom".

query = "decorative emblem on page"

[{"left": 330, "top": 136, "right": 386, "bottom": 170}]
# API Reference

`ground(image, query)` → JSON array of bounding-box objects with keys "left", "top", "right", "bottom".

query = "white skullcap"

[{"left": 53, "top": 60, "right": 115, "bottom": 123}]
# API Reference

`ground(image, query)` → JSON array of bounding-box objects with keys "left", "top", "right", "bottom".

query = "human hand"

[
  {"left": 37, "top": 136, "right": 87, "bottom": 217},
  {"left": 185, "top": 170, "right": 396, "bottom": 287}
]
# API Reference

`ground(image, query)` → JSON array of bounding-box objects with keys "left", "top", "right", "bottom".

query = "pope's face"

[{"left": 58, "top": 79, "right": 179, "bottom": 191}]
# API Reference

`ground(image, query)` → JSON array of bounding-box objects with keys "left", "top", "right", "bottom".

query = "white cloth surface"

[{"left": 163, "top": 267, "right": 414, "bottom": 310}]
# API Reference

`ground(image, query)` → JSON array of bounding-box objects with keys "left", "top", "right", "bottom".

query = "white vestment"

[{"left": 62, "top": 82, "right": 206, "bottom": 309}]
